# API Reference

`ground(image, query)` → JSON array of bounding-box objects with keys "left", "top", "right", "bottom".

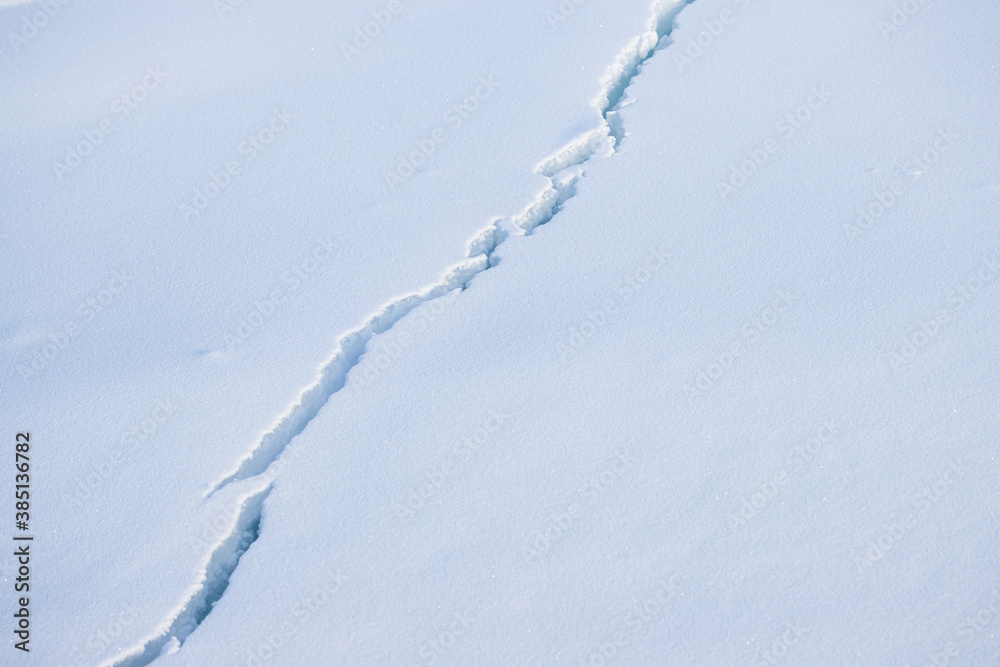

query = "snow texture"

[{"left": 1, "top": 0, "right": 999, "bottom": 665}]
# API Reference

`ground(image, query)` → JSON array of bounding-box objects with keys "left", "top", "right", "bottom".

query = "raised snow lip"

[
  {"left": 206, "top": 1, "right": 695, "bottom": 498},
  {"left": 162, "top": 0, "right": 697, "bottom": 660},
  {"left": 105, "top": 484, "right": 271, "bottom": 667},
  {"left": 205, "top": 220, "right": 504, "bottom": 497},
  {"left": 513, "top": 0, "right": 694, "bottom": 233}
]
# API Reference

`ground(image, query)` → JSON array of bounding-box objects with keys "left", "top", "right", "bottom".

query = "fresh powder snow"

[{"left": 1, "top": 0, "right": 998, "bottom": 665}]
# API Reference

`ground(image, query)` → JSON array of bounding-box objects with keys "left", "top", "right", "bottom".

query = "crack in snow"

[
  {"left": 207, "top": 0, "right": 693, "bottom": 497},
  {"left": 205, "top": 226, "right": 504, "bottom": 497},
  {"left": 514, "top": 0, "right": 694, "bottom": 232},
  {"left": 108, "top": 484, "right": 272, "bottom": 667},
  {"left": 139, "top": 1, "right": 696, "bottom": 661}
]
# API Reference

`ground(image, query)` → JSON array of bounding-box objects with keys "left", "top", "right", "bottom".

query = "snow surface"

[{"left": 1, "top": 0, "right": 999, "bottom": 665}]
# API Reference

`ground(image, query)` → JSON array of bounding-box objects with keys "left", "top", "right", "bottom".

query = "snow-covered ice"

[{"left": 1, "top": 0, "right": 999, "bottom": 665}]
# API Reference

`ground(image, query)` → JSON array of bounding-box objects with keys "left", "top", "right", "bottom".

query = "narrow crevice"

[
  {"left": 209, "top": 0, "right": 695, "bottom": 496},
  {"left": 514, "top": 0, "right": 694, "bottom": 234},
  {"left": 109, "top": 485, "right": 272, "bottom": 667},
  {"left": 206, "top": 223, "right": 505, "bottom": 497},
  {"left": 148, "top": 2, "right": 699, "bottom": 662}
]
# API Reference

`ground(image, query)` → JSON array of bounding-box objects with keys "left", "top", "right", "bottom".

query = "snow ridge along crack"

[
  {"left": 514, "top": 0, "right": 694, "bottom": 232},
  {"left": 205, "top": 229, "right": 503, "bottom": 496},
  {"left": 147, "top": 1, "right": 696, "bottom": 662},
  {"left": 207, "top": 0, "right": 693, "bottom": 499},
  {"left": 108, "top": 484, "right": 272, "bottom": 667}
]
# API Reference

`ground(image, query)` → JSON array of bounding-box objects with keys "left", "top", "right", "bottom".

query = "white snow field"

[{"left": 1, "top": 0, "right": 999, "bottom": 664}]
